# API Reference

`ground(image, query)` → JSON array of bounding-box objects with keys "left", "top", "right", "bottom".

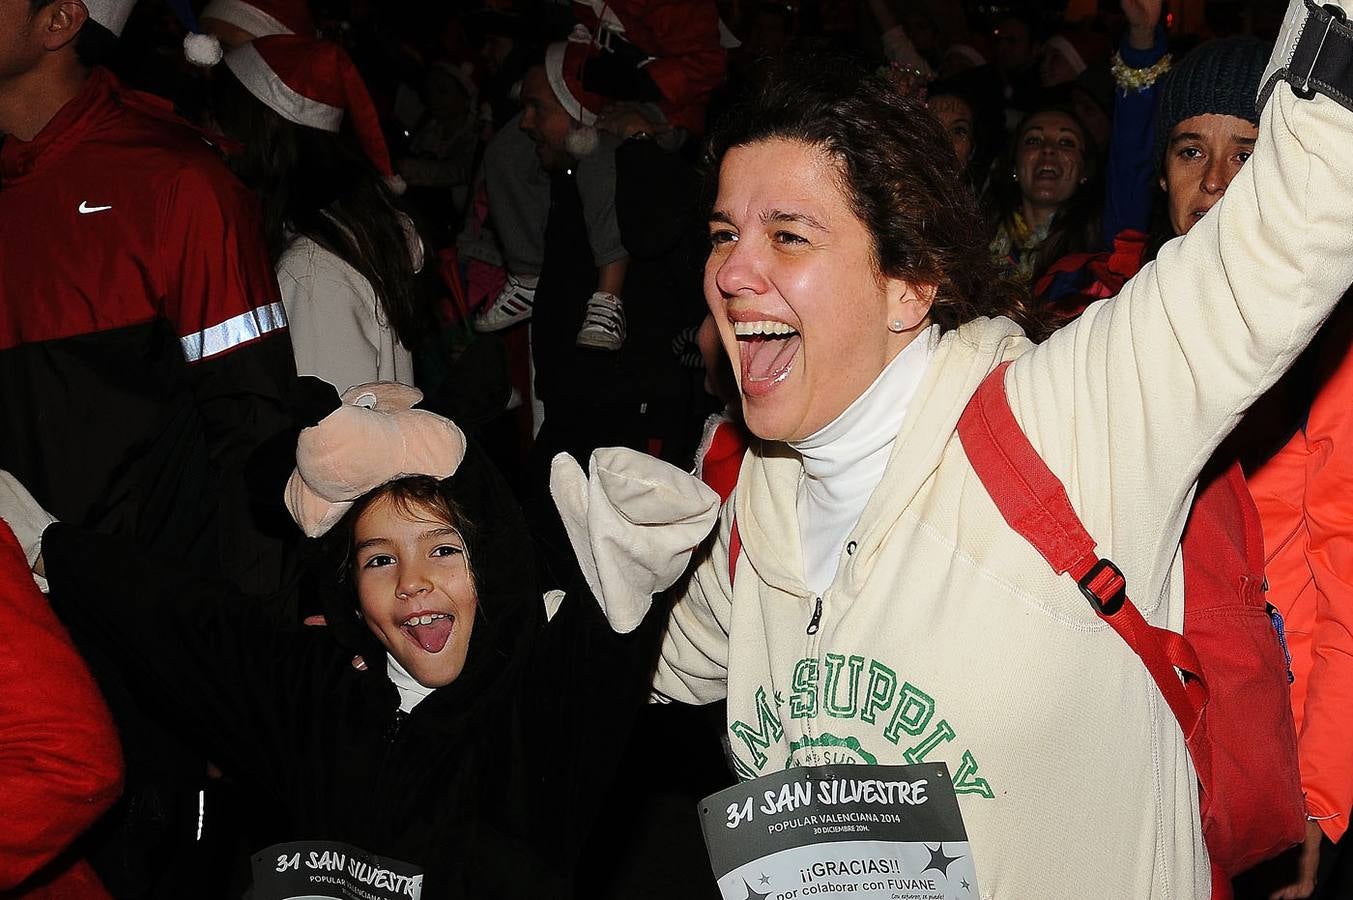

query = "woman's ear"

[{"left": 887, "top": 279, "right": 937, "bottom": 333}]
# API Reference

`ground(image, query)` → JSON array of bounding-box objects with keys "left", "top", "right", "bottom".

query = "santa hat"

[
  {"left": 544, "top": 32, "right": 605, "bottom": 156},
  {"left": 224, "top": 36, "right": 407, "bottom": 194},
  {"left": 200, "top": 0, "right": 314, "bottom": 38},
  {"left": 82, "top": 0, "right": 137, "bottom": 36}
]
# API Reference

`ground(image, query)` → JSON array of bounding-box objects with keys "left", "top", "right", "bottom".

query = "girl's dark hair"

[
  {"left": 992, "top": 104, "right": 1103, "bottom": 290},
  {"left": 209, "top": 68, "right": 424, "bottom": 350},
  {"left": 339, "top": 475, "right": 479, "bottom": 591},
  {"left": 704, "top": 54, "right": 1041, "bottom": 337}
]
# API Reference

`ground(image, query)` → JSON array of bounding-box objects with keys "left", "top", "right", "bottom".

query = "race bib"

[
  {"left": 250, "top": 841, "right": 423, "bottom": 900},
  {"left": 700, "top": 764, "right": 979, "bottom": 900}
]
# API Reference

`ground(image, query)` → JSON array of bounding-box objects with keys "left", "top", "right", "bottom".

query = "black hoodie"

[{"left": 43, "top": 441, "right": 663, "bottom": 898}]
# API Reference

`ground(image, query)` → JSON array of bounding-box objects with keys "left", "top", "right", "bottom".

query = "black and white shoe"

[
  {"left": 474, "top": 274, "right": 537, "bottom": 332},
  {"left": 576, "top": 291, "right": 626, "bottom": 351}
]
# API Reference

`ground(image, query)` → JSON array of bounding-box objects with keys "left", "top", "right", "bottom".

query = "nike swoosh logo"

[{"left": 78, "top": 201, "right": 113, "bottom": 214}]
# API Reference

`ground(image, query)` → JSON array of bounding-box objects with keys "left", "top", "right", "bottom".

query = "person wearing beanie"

[
  {"left": 0, "top": 0, "right": 301, "bottom": 894},
  {"left": 0, "top": 385, "right": 719, "bottom": 898},
  {"left": 209, "top": 35, "right": 424, "bottom": 394},
  {"left": 1035, "top": 11, "right": 1353, "bottom": 897},
  {"left": 1153, "top": 35, "right": 1269, "bottom": 237}
]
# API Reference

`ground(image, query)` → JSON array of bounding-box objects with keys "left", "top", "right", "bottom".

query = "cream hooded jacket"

[{"left": 652, "top": 38, "right": 1353, "bottom": 900}]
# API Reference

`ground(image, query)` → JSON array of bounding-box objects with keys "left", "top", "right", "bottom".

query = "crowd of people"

[{"left": 2, "top": 0, "right": 1353, "bottom": 898}]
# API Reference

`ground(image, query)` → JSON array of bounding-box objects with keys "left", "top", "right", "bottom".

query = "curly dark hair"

[{"left": 704, "top": 54, "right": 1044, "bottom": 339}]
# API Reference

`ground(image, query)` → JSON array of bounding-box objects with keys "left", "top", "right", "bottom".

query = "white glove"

[
  {"left": 550, "top": 448, "right": 720, "bottom": 633},
  {"left": 1260, "top": 0, "right": 1353, "bottom": 111},
  {"left": 0, "top": 469, "right": 57, "bottom": 589}
]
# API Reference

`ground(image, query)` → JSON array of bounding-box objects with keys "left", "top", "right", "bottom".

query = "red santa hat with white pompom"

[
  {"left": 200, "top": 0, "right": 315, "bottom": 38},
  {"left": 223, "top": 35, "right": 406, "bottom": 194},
  {"left": 544, "top": 27, "right": 607, "bottom": 157}
]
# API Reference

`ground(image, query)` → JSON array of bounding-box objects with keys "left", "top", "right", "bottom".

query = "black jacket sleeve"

[
  {"left": 42, "top": 522, "right": 343, "bottom": 788},
  {"left": 513, "top": 522, "right": 670, "bottom": 866}
]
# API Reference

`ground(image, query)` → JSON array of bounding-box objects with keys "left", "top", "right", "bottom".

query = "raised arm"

[
  {"left": 1101, "top": 0, "right": 1168, "bottom": 245},
  {"left": 1009, "top": 1, "right": 1353, "bottom": 608}
]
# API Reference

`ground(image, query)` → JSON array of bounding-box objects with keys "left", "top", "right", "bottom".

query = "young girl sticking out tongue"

[{"left": 0, "top": 382, "right": 717, "bottom": 899}]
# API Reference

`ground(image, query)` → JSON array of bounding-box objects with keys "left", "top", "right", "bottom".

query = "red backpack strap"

[
  {"left": 728, "top": 516, "right": 742, "bottom": 586},
  {"left": 957, "top": 362, "right": 1211, "bottom": 772}
]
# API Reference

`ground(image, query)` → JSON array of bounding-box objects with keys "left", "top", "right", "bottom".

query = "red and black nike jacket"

[{"left": 0, "top": 67, "right": 298, "bottom": 593}]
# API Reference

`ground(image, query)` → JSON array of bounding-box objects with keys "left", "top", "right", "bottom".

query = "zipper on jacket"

[
  {"left": 383, "top": 709, "right": 407, "bottom": 744},
  {"left": 806, "top": 597, "right": 823, "bottom": 635}
]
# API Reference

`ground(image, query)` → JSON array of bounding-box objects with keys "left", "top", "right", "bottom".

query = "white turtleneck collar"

[
  {"left": 387, "top": 654, "right": 434, "bottom": 713},
  {"left": 790, "top": 325, "right": 938, "bottom": 594}
]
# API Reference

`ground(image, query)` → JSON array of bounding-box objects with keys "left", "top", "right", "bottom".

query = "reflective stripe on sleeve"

[{"left": 179, "top": 301, "right": 288, "bottom": 362}]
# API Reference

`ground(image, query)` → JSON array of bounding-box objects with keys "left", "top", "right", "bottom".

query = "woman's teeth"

[{"left": 733, "top": 320, "right": 798, "bottom": 337}]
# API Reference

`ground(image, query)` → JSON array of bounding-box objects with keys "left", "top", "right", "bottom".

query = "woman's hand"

[
  {"left": 1122, "top": 0, "right": 1162, "bottom": 50},
  {"left": 1269, "top": 820, "right": 1324, "bottom": 899},
  {"left": 596, "top": 103, "right": 667, "bottom": 141}
]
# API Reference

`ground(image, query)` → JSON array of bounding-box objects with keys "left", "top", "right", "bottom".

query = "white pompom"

[
  {"left": 183, "top": 32, "right": 224, "bottom": 68},
  {"left": 384, "top": 174, "right": 408, "bottom": 196},
  {"left": 564, "top": 124, "right": 600, "bottom": 157}
]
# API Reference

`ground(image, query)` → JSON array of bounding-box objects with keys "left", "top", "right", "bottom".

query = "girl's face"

[
  {"left": 929, "top": 95, "right": 975, "bottom": 169},
  {"left": 705, "top": 138, "right": 932, "bottom": 442},
  {"left": 1015, "top": 111, "right": 1086, "bottom": 210},
  {"left": 353, "top": 495, "right": 477, "bottom": 688}
]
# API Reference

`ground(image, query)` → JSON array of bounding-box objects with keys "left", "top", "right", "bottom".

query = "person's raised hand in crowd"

[
  {"left": 596, "top": 102, "right": 670, "bottom": 141},
  {"left": 1122, "top": 0, "right": 1162, "bottom": 50}
]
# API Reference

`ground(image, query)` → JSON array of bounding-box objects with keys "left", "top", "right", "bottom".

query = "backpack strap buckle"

[{"left": 1078, "top": 558, "right": 1128, "bottom": 616}]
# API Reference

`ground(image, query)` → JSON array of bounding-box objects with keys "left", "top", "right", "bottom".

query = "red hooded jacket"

[{"left": 0, "top": 520, "right": 122, "bottom": 897}]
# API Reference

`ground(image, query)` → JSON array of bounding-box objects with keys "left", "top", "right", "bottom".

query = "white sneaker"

[
  {"left": 576, "top": 291, "right": 626, "bottom": 350},
  {"left": 474, "top": 274, "right": 536, "bottom": 332}
]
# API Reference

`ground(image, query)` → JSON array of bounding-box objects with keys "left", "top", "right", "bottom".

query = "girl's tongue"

[
  {"left": 740, "top": 333, "right": 802, "bottom": 384},
  {"left": 404, "top": 618, "right": 454, "bottom": 654}
]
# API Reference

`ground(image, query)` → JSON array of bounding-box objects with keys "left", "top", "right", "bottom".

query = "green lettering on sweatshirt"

[
  {"left": 953, "top": 749, "right": 994, "bottom": 798},
  {"left": 883, "top": 681, "right": 935, "bottom": 744},
  {"left": 730, "top": 686, "right": 784, "bottom": 769},
  {"left": 733, "top": 656, "right": 994, "bottom": 798},
  {"left": 859, "top": 660, "right": 898, "bottom": 725},
  {"left": 789, "top": 658, "right": 818, "bottom": 719},
  {"left": 904, "top": 718, "right": 955, "bottom": 764},
  {"left": 823, "top": 653, "right": 865, "bottom": 718}
]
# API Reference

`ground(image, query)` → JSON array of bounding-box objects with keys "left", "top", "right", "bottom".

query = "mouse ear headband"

[{"left": 284, "top": 382, "right": 467, "bottom": 538}]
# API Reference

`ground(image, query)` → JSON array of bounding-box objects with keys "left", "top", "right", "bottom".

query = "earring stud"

[{"left": 888, "top": 319, "right": 905, "bottom": 333}]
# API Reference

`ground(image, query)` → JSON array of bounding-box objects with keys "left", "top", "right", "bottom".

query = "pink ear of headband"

[{"left": 284, "top": 382, "right": 467, "bottom": 538}]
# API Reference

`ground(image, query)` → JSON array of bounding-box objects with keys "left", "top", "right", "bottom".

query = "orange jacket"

[{"left": 1246, "top": 305, "right": 1353, "bottom": 842}]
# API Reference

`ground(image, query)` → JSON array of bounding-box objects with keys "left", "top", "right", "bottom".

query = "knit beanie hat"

[
  {"left": 1153, "top": 36, "right": 1272, "bottom": 166},
  {"left": 82, "top": 0, "right": 137, "bottom": 36},
  {"left": 224, "top": 35, "right": 407, "bottom": 193},
  {"left": 201, "top": 0, "right": 314, "bottom": 38}
]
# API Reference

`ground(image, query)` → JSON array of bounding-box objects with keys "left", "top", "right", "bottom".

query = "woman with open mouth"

[
  {"left": 649, "top": 19, "right": 1353, "bottom": 898},
  {"left": 988, "top": 104, "right": 1101, "bottom": 289},
  {"left": 0, "top": 382, "right": 718, "bottom": 898}
]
